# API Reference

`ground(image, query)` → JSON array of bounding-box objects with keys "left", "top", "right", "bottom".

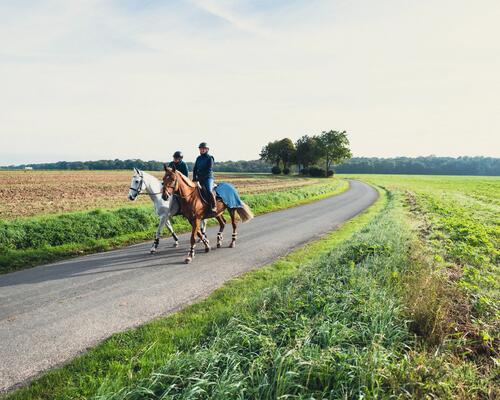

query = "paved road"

[{"left": 0, "top": 180, "right": 378, "bottom": 392}]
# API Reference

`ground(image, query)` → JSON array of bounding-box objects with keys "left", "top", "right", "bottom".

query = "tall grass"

[
  {"left": 345, "top": 175, "right": 499, "bottom": 360},
  {"left": 95, "top": 191, "right": 488, "bottom": 399},
  {"left": 0, "top": 180, "right": 347, "bottom": 274}
]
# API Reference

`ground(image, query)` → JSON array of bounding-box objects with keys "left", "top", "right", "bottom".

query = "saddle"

[{"left": 197, "top": 183, "right": 220, "bottom": 206}]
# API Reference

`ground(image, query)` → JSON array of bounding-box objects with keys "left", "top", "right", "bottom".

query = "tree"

[
  {"left": 260, "top": 138, "right": 296, "bottom": 172},
  {"left": 317, "top": 130, "right": 352, "bottom": 176},
  {"left": 277, "top": 138, "right": 296, "bottom": 170},
  {"left": 260, "top": 140, "right": 282, "bottom": 168},
  {"left": 295, "top": 135, "right": 321, "bottom": 170}
]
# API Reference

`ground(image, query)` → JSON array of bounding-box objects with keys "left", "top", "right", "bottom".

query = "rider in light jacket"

[{"left": 193, "top": 142, "right": 217, "bottom": 213}]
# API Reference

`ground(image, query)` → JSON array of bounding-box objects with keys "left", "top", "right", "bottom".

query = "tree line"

[
  {"left": 260, "top": 130, "right": 352, "bottom": 176},
  {"left": 336, "top": 156, "right": 500, "bottom": 176},
  {"left": 2, "top": 156, "right": 498, "bottom": 176},
  {"left": 1, "top": 159, "right": 270, "bottom": 173}
]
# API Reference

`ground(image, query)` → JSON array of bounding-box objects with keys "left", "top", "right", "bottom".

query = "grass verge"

[
  {"left": 0, "top": 179, "right": 348, "bottom": 274},
  {"left": 3, "top": 183, "right": 381, "bottom": 400}
]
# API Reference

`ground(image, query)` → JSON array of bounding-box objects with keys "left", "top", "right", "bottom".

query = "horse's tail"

[{"left": 236, "top": 202, "right": 254, "bottom": 223}]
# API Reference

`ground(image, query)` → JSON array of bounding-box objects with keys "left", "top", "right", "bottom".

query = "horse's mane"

[
  {"left": 141, "top": 171, "right": 156, "bottom": 181},
  {"left": 139, "top": 171, "right": 163, "bottom": 191},
  {"left": 176, "top": 170, "right": 197, "bottom": 188}
]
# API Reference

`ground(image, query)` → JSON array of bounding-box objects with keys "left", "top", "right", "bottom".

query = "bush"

[
  {"left": 0, "top": 207, "right": 158, "bottom": 251},
  {"left": 283, "top": 167, "right": 290, "bottom": 175},
  {"left": 271, "top": 166, "right": 282, "bottom": 175},
  {"left": 300, "top": 168, "right": 310, "bottom": 175},
  {"left": 327, "top": 170, "right": 334, "bottom": 177},
  {"left": 308, "top": 167, "right": 326, "bottom": 177}
]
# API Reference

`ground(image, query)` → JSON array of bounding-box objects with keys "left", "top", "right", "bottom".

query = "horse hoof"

[
  {"left": 185, "top": 258, "right": 192, "bottom": 264},
  {"left": 205, "top": 247, "right": 211, "bottom": 253},
  {"left": 150, "top": 249, "right": 156, "bottom": 254},
  {"left": 217, "top": 243, "right": 221, "bottom": 248},
  {"left": 229, "top": 242, "right": 236, "bottom": 248},
  {"left": 173, "top": 242, "right": 179, "bottom": 248}
]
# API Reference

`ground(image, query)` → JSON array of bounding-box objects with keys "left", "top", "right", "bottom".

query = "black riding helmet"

[
  {"left": 173, "top": 151, "right": 183, "bottom": 159},
  {"left": 198, "top": 142, "right": 209, "bottom": 149}
]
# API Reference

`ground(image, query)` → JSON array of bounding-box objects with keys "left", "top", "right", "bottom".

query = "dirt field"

[{"left": 0, "top": 170, "right": 321, "bottom": 220}]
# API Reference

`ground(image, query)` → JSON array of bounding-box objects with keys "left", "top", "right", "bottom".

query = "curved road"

[{"left": 0, "top": 180, "right": 378, "bottom": 392}]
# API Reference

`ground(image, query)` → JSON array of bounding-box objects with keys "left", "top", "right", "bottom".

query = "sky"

[{"left": 0, "top": 0, "right": 499, "bottom": 165}]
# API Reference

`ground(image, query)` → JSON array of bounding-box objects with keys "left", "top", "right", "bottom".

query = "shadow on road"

[{"left": 0, "top": 244, "right": 194, "bottom": 287}]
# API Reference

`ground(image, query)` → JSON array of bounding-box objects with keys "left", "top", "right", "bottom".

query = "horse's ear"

[
  {"left": 163, "top": 163, "right": 168, "bottom": 172},
  {"left": 134, "top": 167, "right": 138, "bottom": 174}
]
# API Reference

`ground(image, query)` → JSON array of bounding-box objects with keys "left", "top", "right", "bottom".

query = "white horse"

[{"left": 128, "top": 168, "right": 207, "bottom": 253}]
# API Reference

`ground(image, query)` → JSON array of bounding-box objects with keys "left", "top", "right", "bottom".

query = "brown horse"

[{"left": 161, "top": 166, "right": 254, "bottom": 263}]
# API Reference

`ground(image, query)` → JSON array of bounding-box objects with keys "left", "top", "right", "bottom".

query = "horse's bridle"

[
  {"left": 130, "top": 174, "right": 145, "bottom": 197},
  {"left": 163, "top": 175, "right": 178, "bottom": 197},
  {"left": 130, "top": 173, "right": 163, "bottom": 197}
]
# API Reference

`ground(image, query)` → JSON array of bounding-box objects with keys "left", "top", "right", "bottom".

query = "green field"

[{"left": 3, "top": 175, "right": 499, "bottom": 399}]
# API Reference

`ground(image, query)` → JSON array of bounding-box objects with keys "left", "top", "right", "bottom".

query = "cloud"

[
  {"left": 0, "top": 0, "right": 499, "bottom": 165},
  {"left": 188, "top": 0, "right": 271, "bottom": 37}
]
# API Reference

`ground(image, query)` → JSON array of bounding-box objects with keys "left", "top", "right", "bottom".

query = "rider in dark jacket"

[
  {"left": 193, "top": 142, "right": 216, "bottom": 213},
  {"left": 168, "top": 151, "right": 189, "bottom": 177}
]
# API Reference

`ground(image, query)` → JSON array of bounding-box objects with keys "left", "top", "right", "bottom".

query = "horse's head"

[
  {"left": 128, "top": 168, "right": 145, "bottom": 201},
  {"left": 162, "top": 164, "right": 178, "bottom": 201}
]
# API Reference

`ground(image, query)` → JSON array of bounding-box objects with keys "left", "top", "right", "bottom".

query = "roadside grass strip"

[
  {"left": 4, "top": 185, "right": 382, "bottom": 400},
  {"left": 0, "top": 179, "right": 348, "bottom": 274}
]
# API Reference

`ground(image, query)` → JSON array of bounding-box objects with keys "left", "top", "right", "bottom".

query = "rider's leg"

[
  {"left": 206, "top": 177, "right": 217, "bottom": 212},
  {"left": 201, "top": 178, "right": 217, "bottom": 213}
]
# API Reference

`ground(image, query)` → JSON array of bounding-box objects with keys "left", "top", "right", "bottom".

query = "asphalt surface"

[{"left": 0, "top": 180, "right": 378, "bottom": 392}]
